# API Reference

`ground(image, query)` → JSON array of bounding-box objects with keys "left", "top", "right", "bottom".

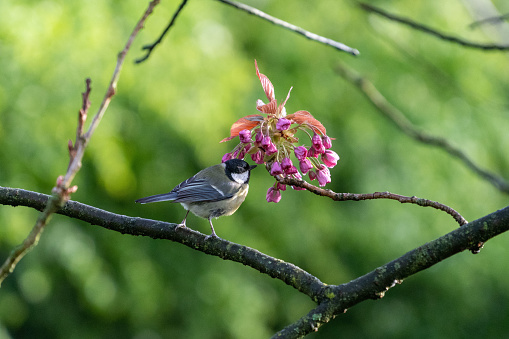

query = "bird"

[{"left": 135, "top": 159, "right": 257, "bottom": 239}]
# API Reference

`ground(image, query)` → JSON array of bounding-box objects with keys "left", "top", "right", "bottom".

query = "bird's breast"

[{"left": 184, "top": 185, "right": 249, "bottom": 219}]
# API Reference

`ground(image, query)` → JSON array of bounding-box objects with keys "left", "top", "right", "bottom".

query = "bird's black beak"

[{"left": 249, "top": 165, "right": 257, "bottom": 171}]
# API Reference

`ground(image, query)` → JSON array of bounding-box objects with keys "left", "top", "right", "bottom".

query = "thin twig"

[
  {"left": 334, "top": 61, "right": 509, "bottom": 195},
  {"left": 0, "top": 0, "right": 161, "bottom": 286},
  {"left": 470, "top": 12, "right": 509, "bottom": 29},
  {"left": 278, "top": 166, "right": 485, "bottom": 254},
  {"left": 216, "top": 0, "right": 360, "bottom": 56},
  {"left": 277, "top": 177, "right": 467, "bottom": 226},
  {"left": 359, "top": 2, "right": 509, "bottom": 51},
  {"left": 136, "top": 0, "right": 189, "bottom": 64}
]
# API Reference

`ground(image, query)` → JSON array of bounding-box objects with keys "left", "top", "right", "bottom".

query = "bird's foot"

[{"left": 204, "top": 232, "right": 219, "bottom": 241}]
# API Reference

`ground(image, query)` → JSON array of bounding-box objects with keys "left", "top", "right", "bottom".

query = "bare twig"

[
  {"left": 359, "top": 2, "right": 509, "bottom": 51},
  {"left": 1, "top": 186, "right": 508, "bottom": 337},
  {"left": 0, "top": 0, "right": 161, "bottom": 286},
  {"left": 334, "top": 61, "right": 509, "bottom": 195},
  {"left": 216, "top": 0, "right": 359, "bottom": 56},
  {"left": 276, "top": 172, "right": 485, "bottom": 254},
  {"left": 470, "top": 12, "right": 509, "bottom": 29},
  {"left": 277, "top": 177, "right": 467, "bottom": 227},
  {"left": 136, "top": 0, "right": 189, "bottom": 64}
]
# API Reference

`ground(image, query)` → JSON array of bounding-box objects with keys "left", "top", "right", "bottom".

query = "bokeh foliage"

[{"left": 1, "top": 0, "right": 509, "bottom": 338}]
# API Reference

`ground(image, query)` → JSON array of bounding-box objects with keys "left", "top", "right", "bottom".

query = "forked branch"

[
  {"left": 1, "top": 186, "right": 508, "bottom": 338},
  {"left": 359, "top": 2, "right": 509, "bottom": 51},
  {"left": 0, "top": 0, "right": 161, "bottom": 286}
]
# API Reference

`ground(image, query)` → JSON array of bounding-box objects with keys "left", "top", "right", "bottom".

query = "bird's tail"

[{"left": 135, "top": 192, "right": 177, "bottom": 204}]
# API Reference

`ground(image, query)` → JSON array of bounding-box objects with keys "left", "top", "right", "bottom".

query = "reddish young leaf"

[
  {"left": 286, "top": 110, "right": 327, "bottom": 135},
  {"left": 255, "top": 59, "right": 275, "bottom": 102},
  {"left": 220, "top": 114, "right": 263, "bottom": 143},
  {"left": 257, "top": 99, "right": 278, "bottom": 114}
]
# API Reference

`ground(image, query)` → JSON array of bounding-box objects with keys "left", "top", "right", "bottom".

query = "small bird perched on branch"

[{"left": 135, "top": 159, "right": 257, "bottom": 238}]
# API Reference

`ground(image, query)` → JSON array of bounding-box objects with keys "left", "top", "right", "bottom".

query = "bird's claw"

[{"left": 204, "top": 233, "right": 219, "bottom": 241}]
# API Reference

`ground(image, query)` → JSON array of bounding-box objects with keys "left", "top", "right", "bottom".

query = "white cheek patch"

[{"left": 231, "top": 172, "right": 249, "bottom": 184}]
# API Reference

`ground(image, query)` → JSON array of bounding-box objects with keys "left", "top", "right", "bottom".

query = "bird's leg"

[
  {"left": 204, "top": 217, "right": 219, "bottom": 240},
  {"left": 176, "top": 210, "right": 190, "bottom": 229}
]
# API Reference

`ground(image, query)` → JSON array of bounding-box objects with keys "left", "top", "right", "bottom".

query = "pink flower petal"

[
  {"left": 266, "top": 187, "right": 281, "bottom": 203},
  {"left": 270, "top": 162, "right": 283, "bottom": 176},
  {"left": 294, "top": 146, "right": 307, "bottom": 161},
  {"left": 239, "top": 129, "right": 252, "bottom": 143},
  {"left": 321, "top": 150, "right": 340, "bottom": 168},
  {"left": 299, "top": 158, "right": 313, "bottom": 174}
]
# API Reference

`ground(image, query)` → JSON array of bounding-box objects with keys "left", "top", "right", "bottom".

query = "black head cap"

[
  {"left": 224, "top": 159, "right": 257, "bottom": 183},
  {"left": 224, "top": 159, "right": 257, "bottom": 173}
]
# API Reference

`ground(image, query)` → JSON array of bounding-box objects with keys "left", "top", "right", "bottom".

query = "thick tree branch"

[
  {"left": 275, "top": 204, "right": 509, "bottom": 338},
  {"left": 359, "top": 2, "right": 509, "bottom": 51},
  {"left": 334, "top": 62, "right": 509, "bottom": 195},
  {"left": 0, "top": 187, "right": 326, "bottom": 301},
  {"left": 1, "top": 186, "right": 509, "bottom": 337}
]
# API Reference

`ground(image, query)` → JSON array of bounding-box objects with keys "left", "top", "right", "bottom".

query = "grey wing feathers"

[
  {"left": 135, "top": 192, "right": 178, "bottom": 204},
  {"left": 172, "top": 178, "right": 232, "bottom": 203},
  {"left": 135, "top": 176, "right": 232, "bottom": 204}
]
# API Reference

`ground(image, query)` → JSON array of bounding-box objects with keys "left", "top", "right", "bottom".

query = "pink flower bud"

[
  {"left": 312, "top": 133, "right": 322, "bottom": 148},
  {"left": 276, "top": 118, "right": 291, "bottom": 131},
  {"left": 308, "top": 170, "right": 317, "bottom": 181},
  {"left": 294, "top": 146, "right": 307, "bottom": 161},
  {"left": 312, "top": 134, "right": 325, "bottom": 154},
  {"left": 321, "top": 150, "right": 339, "bottom": 168},
  {"left": 307, "top": 147, "right": 318, "bottom": 158},
  {"left": 239, "top": 143, "right": 252, "bottom": 159},
  {"left": 261, "top": 135, "right": 271, "bottom": 148},
  {"left": 255, "top": 131, "right": 264, "bottom": 146},
  {"left": 222, "top": 152, "right": 232, "bottom": 163},
  {"left": 299, "top": 158, "right": 313, "bottom": 174},
  {"left": 251, "top": 149, "right": 264, "bottom": 164},
  {"left": 266, "top": 187, "right": 281, "bottom": 203},
  {"left": 316, "top": 165, "right": 331, "bottom": 187},
  {"left": 281, "top": 157, "right": 298, "bottom": 175},
  {"left": 270, "top": 161, "right": 283, "bottom": 176},
  {"left": 264, "top": 139, "right": 278, "bottom": 156},
  {"left": 239, "top": 129, "right": 252, "bottom": 143},
  {"left": 314, "top": 144, "right": 325, "bottom": 154},
  {"left": 281, "top": 157, "right": 292, "bottom": 170},
  {"left": 285, "top": 166, "right": 298, "bottom": 175},
  {"left": 292, "top": 185, "right": 306, "bottom": 191},
  {"left": 322, "top": 135, "right": 332, "bottom": 149},
  {"left": 276, "top": 182, "right": 287, "bottom": 191}
]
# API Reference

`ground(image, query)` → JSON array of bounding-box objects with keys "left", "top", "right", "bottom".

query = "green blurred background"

[{"left": 1, "top": 0, "right": 509, "bottom": 338}]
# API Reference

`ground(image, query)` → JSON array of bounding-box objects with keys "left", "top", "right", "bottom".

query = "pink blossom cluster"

[{"left": 221, "top": 61, "right": 340, "bottom": 203}]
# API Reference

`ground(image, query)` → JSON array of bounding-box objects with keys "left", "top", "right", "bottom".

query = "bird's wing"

[
  {"left": 171, "top": 177, "right": 234, "bottom": 203},
  {"left": 135, "top": 191, "right": 178, "bottom": 204}
]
